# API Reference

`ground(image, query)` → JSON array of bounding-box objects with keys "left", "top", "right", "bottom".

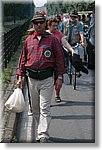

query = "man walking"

[{"left": 16, "top": 12, "right": 66, "bottom": 143}]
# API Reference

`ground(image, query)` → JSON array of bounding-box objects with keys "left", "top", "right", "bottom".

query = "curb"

[{"left": 1, "top": 113, "right": 17, "bottom": 143}]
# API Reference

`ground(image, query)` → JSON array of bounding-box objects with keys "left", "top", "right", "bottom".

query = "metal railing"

[{"left": 1, "top": 20, "right": 30, "bottom": 70}]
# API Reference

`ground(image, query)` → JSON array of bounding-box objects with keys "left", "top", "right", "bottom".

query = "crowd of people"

[{"left": 16, "top": 9, "right": 95, "bottom": 143}]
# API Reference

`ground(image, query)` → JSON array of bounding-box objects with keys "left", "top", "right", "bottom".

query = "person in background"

[
  {"left": 86, "top": 8, "right": 95, "bottom": 69},
  {"left": 47, "top": 17, "right": 75, "bottom": 103},
  {"left": 86, "top": 14, "right": 91, "bottom": 26},
  {"left": 77, "top": 14, "right": 81, "bottom": 22},
  {"left": 16, "top": 12, "right": 66, "bottom": 143},
  {"left": 56, "top": 14, "right": 64, "bottom": 33},
  {"left": 65, "top": 10, "right": 85, "bottom": 77},
  {"left": 81, "top": 14, "right": 86, "bottom": 24}
]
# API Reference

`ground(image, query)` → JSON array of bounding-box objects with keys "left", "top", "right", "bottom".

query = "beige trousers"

[{"left": 28, "top": 77, "right": 54, "bottom": 140}]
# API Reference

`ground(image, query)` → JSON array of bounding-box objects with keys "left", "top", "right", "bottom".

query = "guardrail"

[{"left": 1, "top": 20, "right": 30, "bottom": 70}]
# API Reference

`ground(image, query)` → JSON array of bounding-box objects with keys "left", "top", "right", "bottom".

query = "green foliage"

[
  {"left": 2, "top": 70, "right": 11, "bottom": 84},
  {"left": 3, "top": 19, "right": 28, "bottom": 32},
  {"left": 3, "top": 2, "right": 34, "bottom": 22},
  {"left": 2, "top": 40, "right": 23, "bottom": 84},
  {"left": 2, "top": 55, "right": 16, "bottom": 84},
  {"left": 11, "top": 136, "right": 18, "bottom": 143},
  {"left": 45, "top": 1, "right": 95, "bottom": 16}
]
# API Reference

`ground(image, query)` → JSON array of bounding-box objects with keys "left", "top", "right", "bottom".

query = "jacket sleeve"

[
  {"left": 16, "top": 41, "right": 27, "bottom": 76},
  {"left": 52, "top": 37, "right": 67, "bottom": 76}
]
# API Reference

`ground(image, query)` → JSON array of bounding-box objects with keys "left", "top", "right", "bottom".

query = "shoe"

[
  {"left": 55, "top": 97, "right": 61, "bottom": 103},
  {"left": 36, "top": 139, "right": 40, "bottom": 143},
  {"left": 39, "top": 137, "right": 52, "bottom": 143}
]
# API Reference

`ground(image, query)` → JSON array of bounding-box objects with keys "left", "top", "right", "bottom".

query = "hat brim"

[{"left": 31, "top": 17, "right": 45, "bottom": 22}]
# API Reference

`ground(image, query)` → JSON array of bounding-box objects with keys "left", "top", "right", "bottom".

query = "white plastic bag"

[{"left": 5, "top": 88, "right": 25, "bottom": 113}]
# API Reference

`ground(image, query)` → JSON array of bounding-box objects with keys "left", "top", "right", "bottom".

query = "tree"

[
  {"left": 3, "top": 2, "right": 34, "bottom": 23},
  {"left": 45, "top": 1, "right": 95, "bottom": 16}
]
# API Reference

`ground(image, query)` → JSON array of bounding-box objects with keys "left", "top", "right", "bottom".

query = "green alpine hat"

[{"left": 31, "top": 12, "right": 46, "bottom": 22}]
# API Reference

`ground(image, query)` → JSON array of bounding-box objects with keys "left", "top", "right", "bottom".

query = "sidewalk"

[{"left": 15, "top": 68, "right": 95, "bottom": 143}]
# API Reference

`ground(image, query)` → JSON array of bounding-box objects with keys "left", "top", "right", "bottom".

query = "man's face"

[
  {"left": 50, "top": 22, "right": 58, "bottom": 33},
  {"left": 33, "top": 19, "right": 46, "bottom": 34}
]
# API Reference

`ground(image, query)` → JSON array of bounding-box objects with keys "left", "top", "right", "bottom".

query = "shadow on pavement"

[
  {"left": 51, "top": 100, "right": 95, "bottom": 107},
  {"left": 50, "top": 137, "right": 95, "bottom": 143}
]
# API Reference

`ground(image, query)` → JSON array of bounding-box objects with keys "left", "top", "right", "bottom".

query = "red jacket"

[{"left": 17, "top": 32, "right": 66, "bottom": 76}]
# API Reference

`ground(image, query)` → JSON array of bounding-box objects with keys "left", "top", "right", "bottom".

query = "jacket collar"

[{"left": 33, "top": 31, "right": 51, "bottom": 38}]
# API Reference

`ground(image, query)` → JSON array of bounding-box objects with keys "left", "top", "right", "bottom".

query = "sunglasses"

[{"left": 34, "top": 21, "right": 45, "bottom": 25}]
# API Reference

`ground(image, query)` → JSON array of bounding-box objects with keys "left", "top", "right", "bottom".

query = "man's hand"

[
  {"left": 16, "top": 76, "right": 24, "bottom": 89},
  {"left": 55, "top": 78, "right": 62, "bottom": 93},
  {"left": 71, "top": 49, "right": 76, "bottom": 56},
  {"left": 81, "top": 42, "right": 85, "bottom": 48}
]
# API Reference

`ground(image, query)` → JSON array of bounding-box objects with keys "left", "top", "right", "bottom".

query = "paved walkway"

[{"left": 15, "top": 68, "right": 95, "bottom": 143}]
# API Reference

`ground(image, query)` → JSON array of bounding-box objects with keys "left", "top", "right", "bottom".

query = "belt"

[{"left": 26, "top": 67, "right": 53, "bottom": 80}]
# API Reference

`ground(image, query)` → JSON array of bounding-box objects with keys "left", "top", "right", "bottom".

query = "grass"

[
  {"left": 3, "top": 19, "right": 28, "bottom": 33},
  {"left": 11, "top": 136, "right": 18, "bottom": 143},
  {"left": 2, "top": 43, "right": 22, "bottom": 84},
  {"left": 2, "top": 71, "right": 11, "bottom": 84},
  {"left": 2, "top": 26, "right": 28, "bottom": 84},
  {"left": 2, "top": 31, "right": 28, "bottom": 84},
  {"left": 3, "top": 24, "right": 19, "bottom": 33}
]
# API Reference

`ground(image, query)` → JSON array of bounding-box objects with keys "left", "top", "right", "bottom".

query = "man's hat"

[
  {"left": 31, "top": 12, "right": 46, "bottom": 22},
  {"left": 70, "top": 54, "right": 88, "bottom": 74}
]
